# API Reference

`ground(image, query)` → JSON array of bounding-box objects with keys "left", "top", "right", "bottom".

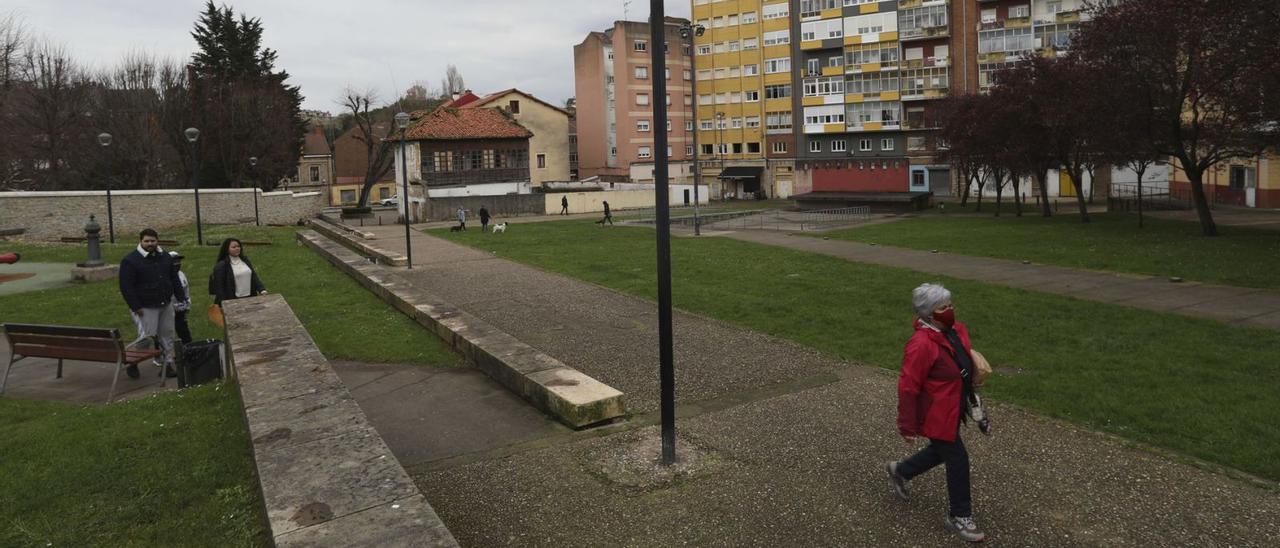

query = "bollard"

[{"left": 78, "top": 215, "right": 106, "bottom": 268}]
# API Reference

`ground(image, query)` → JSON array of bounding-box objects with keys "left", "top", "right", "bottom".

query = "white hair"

[{"left": 912, "top": 283, "right": 952, "bottom": 319}]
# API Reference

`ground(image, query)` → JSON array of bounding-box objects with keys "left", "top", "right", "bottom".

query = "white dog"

[{"left": 492, "top": 222, "right": 508, "bottom": 234}]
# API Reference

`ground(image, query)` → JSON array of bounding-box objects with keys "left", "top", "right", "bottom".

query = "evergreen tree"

[{"left": 184, "top": 1, "right": 304, "bottom": 189}]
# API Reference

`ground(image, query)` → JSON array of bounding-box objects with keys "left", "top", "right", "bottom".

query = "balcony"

[
  {"left": 979, "top": 16, "right": 1031, "bottom": 31},
  {"left": 899, "top": 24, "right": 950, "bottom": 42},
  {"left": 1056, "top": 10, "right": 1083, "bottom": 24},
  {"left": 901, "top": 87, "right": 949, "bottom": 102},
  {"left": 903, "top": 56, "right": 949, "bottom": 69}
]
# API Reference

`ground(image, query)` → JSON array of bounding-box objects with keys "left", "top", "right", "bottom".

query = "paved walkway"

[
  {"left": 0, "top": 335, "right": 175, "bottom": 404},
  {"left": 324, "top": 225, "right": 1280, "bottom": 546},
  {"left": 724, "top": 231, "right": 1280, "bottom": 331}
]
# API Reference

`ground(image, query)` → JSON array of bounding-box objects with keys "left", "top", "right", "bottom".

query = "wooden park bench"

[{"left": 1, "top": 323, "right": 163, "bottom": 404}]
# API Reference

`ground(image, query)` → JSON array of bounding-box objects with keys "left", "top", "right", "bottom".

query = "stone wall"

[{"left": 0, "top": 189, "right": 325, "bottom": 240}]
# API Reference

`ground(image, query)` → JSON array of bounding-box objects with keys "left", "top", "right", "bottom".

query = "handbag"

[
  {"left": 207, "top": 303, "right": 225, "bottom": 328},
  {"left": 970, "top": 349, "right": 992, "bottom": 388}
]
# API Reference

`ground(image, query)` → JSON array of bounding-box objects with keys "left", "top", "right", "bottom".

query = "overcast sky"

[{"left": 8, "top": 0, "right": 692, "bottom": 113}]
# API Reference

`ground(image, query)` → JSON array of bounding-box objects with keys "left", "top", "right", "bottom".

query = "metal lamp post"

[
  {"left": 650, "top": 0, "right": 677, "bottom": 466},
  {"left": 394, "top": 111, "right": 414, "bottom": 269},
  {"left": 184, "top": 127, "right": 204, "bottom": 246},
  {"left": 97, "top": 132, "right": 115, "bottom": 243},
  {"left": 680, "top": 22, "right": 706, "bottom": 236},
  {"left": 249, "top": 156, "right": 260, "bottom": 226}
]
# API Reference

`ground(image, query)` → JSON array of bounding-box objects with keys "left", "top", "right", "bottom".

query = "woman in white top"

[{"left": 209, "top": 237, "right": 267, "bottom": 305}]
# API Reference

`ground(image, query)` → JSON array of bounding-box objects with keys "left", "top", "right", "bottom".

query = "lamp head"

[
  {"left": 184, "top": 127, "right": 200, "bottom": 143},
  {"left": 97, "top": 133, "right": 112, "bottom": 147}
]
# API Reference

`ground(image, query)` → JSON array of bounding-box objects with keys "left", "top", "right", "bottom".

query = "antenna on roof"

[{"left": 623, "top": 0, "right": 631, "bottom": 21}]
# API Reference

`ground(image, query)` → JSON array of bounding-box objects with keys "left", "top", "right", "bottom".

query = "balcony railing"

[
  {"left": 899, "top": 25, "right": 950, "bottom": 41},
  {"left": 904, "top": 57, "right": 949, "bottom": 69}
]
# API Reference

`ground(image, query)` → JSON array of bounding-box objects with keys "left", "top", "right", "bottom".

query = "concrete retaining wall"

[
  {"left": 0, "top": 189, "right": 325, "bottom": 240},
  {"left": 545, "top": 188, "right": 707, "bottom": 215},
  {"left": 298, "top": 230, "right": 626, "bottom": 428},
  {"left": 423, "top": 194, "right": 544, "bottom": 221},
  {"left": 222, "top": 294, "right": 458, "bottom": 546}
]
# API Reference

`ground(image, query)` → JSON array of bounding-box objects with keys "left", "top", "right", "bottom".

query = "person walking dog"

[{"left": 886, "top": 282, "right": 986, "bottom": 543}]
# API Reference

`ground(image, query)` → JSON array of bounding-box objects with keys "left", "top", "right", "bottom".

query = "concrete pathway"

[
  {"left": 724, "top": 230, "right": 1280, "bottom": 331},
  {"left": 320, "top": 225, "right": 1280, "bottom": 546}
]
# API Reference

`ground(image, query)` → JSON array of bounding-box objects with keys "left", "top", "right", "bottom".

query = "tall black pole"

[
  {"left": 104, "top": 148, "right": 115, "bottom": 244},
  {"left": 400, "top": 131, "right": 414, "bottom": 269},
  {"left": 250, "top": 159, "right": 260, "bottom": 226},
  {"left": 191, "top": 140, "right": 204, "bottom": 246},
  {"left": 650, "top": 1, "right": 676, "bottom": 466}
]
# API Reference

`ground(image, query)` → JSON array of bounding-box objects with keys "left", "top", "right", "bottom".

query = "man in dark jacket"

[
  {"left": 119, "top": 228, "right": 182, "bottom": 379},
  {"left": 479, "top": 205, "right": 491, "bottom": 232}
]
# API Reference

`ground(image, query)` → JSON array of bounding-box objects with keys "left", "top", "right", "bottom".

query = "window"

[
  {"left": 730, "top": 92, "right": 742, "bottom": 103},
  {"left": 635, "top": 66, "right": 648, "bottom": 79},
  {"left": 803, "top": 104, "right": 844, "bottom": 126},
  {"left": 732, "top": 143, "right": 743, "bottom": 154},
  {"left": 898, "top": 5, "right": 949, "bottom": 40},
  {"left": 638, "top": 146, "right": 652, "bottom": 159},
  {"left": 667, "top": 146, "right": 673, "bottom": 157},
  {"left": 700, "top": 119, "right": 713, "bottom": 130},
  {"left": 728, "top": 14, "right": 739, "bottom": 26},
  {"left": 729, "top": 66, "right": 742, "bottom": 78},
  {"left": 832, "top": 140, "right": 847, "bottom": 152},
  {"left": 847, "top": 11, "right": 896, "bottom": 36},
  {"left": 802, "top": 76, "right": 844, "bottom": 97},
  {"left": 699, "top": 94, "right": 712, "bottom": 105},
  {"left": 901, "top": 67, "right": 950, "bottom": 96},
  {"left": 1036, "top": 23, "right": 1075, "bottom": 51},
  {"left": 763, "top": 30, "right": 790, "bottom": 46},
  {"left": 716, "top": 117, "right": 728, "bottom": 130},
  {"left": 1047, "top": 1, "right": 1063, "bottom": 14},
  {"left": 634, "top": 40, "right": 647, "bottom": 51},
  {"left": 715, "top": 92, "right": 727, "bottom": 104},
  {"left": 800, "top": 0, "right": 839, "bottom": 17},
  {"left": 684, "top": 94, "right": 692, "bottom": 106},
  {"left": 766, "top": 111, "right": 793, "bottom": 132},
  {"left": 340, "top": 189, "right": 356, "bottom": 203},
  {"left": 859, "top": 139, "right": 872, "bottom": 151},
  {"left": 537, "top": 154, "right": 546, "bottom": 168},
  {"left": 846, "top": 72, "right": 899, "bottom": 95},
  {"left": 981, "top": 9, "right": 996, "bottom": 24},
  {"left": 715, "top": 68, "right": 727, "bottom": 79},
  {"left": 729, "top": 41, "right": 740, "bottom": 52},
  {"left": 772, "top": 141, "right": 788, "bottom": 153},
  {"left": 846, "top": 42, "right": 899, "bottom": 65},
  {"left": 807, "top": 58, "right": 821, "bottom": 76},
  {"left": 702, "top": 144, "right": 714, "bottom": 154},
  {"left": 698, "top": 69, "right": 712, "bottom": 80},
  {"left": 881, "top": 138, "right": 894, "bottom": 151},
  {"left": 847, "top": 101, "right": 901, "bottom": 126},
  {"left": 764, "top": 57, "right": 790, "bottom": 74},
  {"left": 683, "top": 69, "right": 691, "bottom": 80},
  {"left": 746, "top": 116, "right": 761, "bottom": 128},
  {"left": 686, "top": 145, "right": 694, "bottom": 155},
  {"left": 809, "top": 140, "right": 822, "bottom": 153},
  {"left": 378, "top": 187, "right": 391, "bottom": 200},
  {"left": 744, "top": 64, "right": 759, "bottom": 76},
  {"left": 979, "top": 27, "right": 1034, "bottom": 54},
  {"left": 431, "top": 151, "right": 455, "bottom": 172},
  {"left": 907, "top": 136, "right": 927, "bottom": 151},
  {"left": 743, "top": 37, "right": 759, "bottom": 50},
  {"left": 763, "top": 2, "right": 789, "bottom": 20},
  {"left": 665, "top": 67, "right": 670, "bottom": 80},
  {"left": 685, "top": 120, "right": 694, "bottom": 131},
  {"left": 745, "top": 90, "right": 760, "bottom": 102},
  {"left": 742, "top": 11, "right": 757, "bottom": 24},
  {"left": 800, "top": 19, "right": 842, "bottom": 41},
  {"left": 637, "top": 120, "right": 650, "bottom": 132},
  {"left": 714, "top": 42, "right": 727, "bottom": 54},
  {"left": 1009, "top": 5, "right": 1030, "bottom": 19},
  {"left": 731, "top": 117, "right": 743, "bottom": 129},
  {"left": 698, "top": 45, "right": 711, "bottom": 55},
  {"left": 309, "top": 166, "right": 320, "bottom": 182},
  {"left": 667, "top": 120, "right": 672, "bottom": 131},
  {"left": 712, "top": 16, "right": 724, "bottom": 28},
  {"left": 636, "top": 93, "right": 650, "bottom": 105},
  {"left": 764, "top": 84, "right": 791, "bottom": 99},
  {"left": 828, "top": 55, "right": 843, "bottom": 68},
  {"left": 717, "top": 143, "right": 729, "bottom": 154},
  {"left": 508, "top": 100, "right": 520, "bottom": 113}
]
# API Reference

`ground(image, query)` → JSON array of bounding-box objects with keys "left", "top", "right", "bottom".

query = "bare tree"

[
  {"left": 0, "top": 12, "right": 28, "bottom": 187},
  {"left": 92, "top": 51, "right": 187, "bottom": 189},
  {"left": 19, "top": 39, "right": 93, "bottom": 190},
  {"left": 439, "top": 64, "right": 465, "bottom": 97},
  {"left": 339, "top": 87, "right": 395, "bottom": 207}
]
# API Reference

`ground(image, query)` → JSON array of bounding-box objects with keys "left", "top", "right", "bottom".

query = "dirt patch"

[{"left": 0, "top": 273, "right": 35, "bottom": 283}]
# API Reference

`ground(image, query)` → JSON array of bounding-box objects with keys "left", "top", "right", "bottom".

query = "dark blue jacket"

[{"left": 119, "top": 249, "right": 182, "bottom": 311}]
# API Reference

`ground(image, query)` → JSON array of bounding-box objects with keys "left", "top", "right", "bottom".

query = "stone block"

[
  {"left": 274, "top": 495, "right": 457, "bottom": 548},
  {"left": 70, "top": 264, "right": 118, "bottom": 283}
]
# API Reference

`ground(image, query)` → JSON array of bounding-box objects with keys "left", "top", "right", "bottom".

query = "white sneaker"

[{"left": 944, "top": 516, "right": 986, "bottom": 543}]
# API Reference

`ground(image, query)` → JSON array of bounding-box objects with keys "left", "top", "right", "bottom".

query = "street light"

[
  {"left": 184, "top": 127, "right": 204, "bottom": 246},
  {"left": 394, "top": 111, "right": 414, "bottom": 269},
  {"left": 651, "top": 0, "right": 677, "bottom": 466},
  {"left": 97, "top": 132, "right": 115, "bottom": 243},
  {"left": 249, "top": 156, "right": 260, "bottom": 226},
  {"left": 680, "top": 22, "right": 706, "bottom": 236}
]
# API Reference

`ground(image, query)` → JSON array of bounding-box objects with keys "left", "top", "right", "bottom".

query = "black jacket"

[
  {"left": 119, "top": 249, "right": 182, "bottom": 311},
  {"left": 209, "top": 257, "right": 266, "bottom": 305},
  {"left": 479, "top": 208, "right": 490, "bottom": 222}
]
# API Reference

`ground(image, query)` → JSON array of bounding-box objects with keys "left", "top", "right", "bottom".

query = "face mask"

[{"left": 932, "top": 308, "right": 956, "bottom": 329}]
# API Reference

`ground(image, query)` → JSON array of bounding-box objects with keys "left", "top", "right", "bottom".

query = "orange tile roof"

[
  {"left": 303, "top": 125, "right": 330, "bottom": 155},
  {"left": 465, "top": 88, "right": 571, "bottom": 116},
  {"left": 389, "top": 107, "right": 532, "bottom": 141}
]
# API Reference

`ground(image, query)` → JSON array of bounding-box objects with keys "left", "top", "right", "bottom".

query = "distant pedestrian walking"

[
  {"left": 885, "top": 283, "right": 986, "bottom": 543},
  {"left": 456, "top": 206, "right": 467, "bottom": 230},
  {"left": 479, "top": 205, "right": 491, "bottom": 232},
  {"left": 595, "top": 200, "right": 613, "bottom": 227},
  {"left": 560, "top": 196, "right": 569, "bottom": 215}
]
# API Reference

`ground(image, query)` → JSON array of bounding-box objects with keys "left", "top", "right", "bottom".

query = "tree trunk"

[
  {"left": 975, "top": 179, "right": 986, "bottom": 212},
  {"left": 1012, "top": 176, "right": 1023, "bottom": 217},
  {"left": 1186, "top": 167, "right": 1219, "bottom": 236},
  {"left": 1035, "top": 170, "right": 1052, "bottom": 217},
  {"left": 1135, "top": 164, "right": 1146, "bottom": 228},
  {"left": 958, "top": 166, "right": 972, "bottom": 206},
  {"left": 994, "top": 173, "right": 1004, "bottom": 217},
  {"left": 1070, "top": 168, "right": 1090, "bottom": 223}
]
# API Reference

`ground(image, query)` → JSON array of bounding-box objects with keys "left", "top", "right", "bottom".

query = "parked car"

[{"left": 378, "top": 196, "right": 398, "bottom": 206}]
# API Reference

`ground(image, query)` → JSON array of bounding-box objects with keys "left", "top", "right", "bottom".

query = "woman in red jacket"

[{"left": 886, "top": 283, "right": 986, "bottom": 543}]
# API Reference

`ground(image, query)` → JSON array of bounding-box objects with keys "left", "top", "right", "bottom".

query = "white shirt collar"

[
  {"left": 917, "top": 317, "right": 941, "bottom": 333},
  {"left": 136, "top": 244, "right": 163, "bottom": 257}
]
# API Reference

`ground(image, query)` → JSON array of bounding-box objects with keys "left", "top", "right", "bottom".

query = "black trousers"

[
  {"left": 897, "top": 433, "right": 972, "bottom": 518},
  {"left": 174, "top": 309, "right": 192, "bottom": 344}
]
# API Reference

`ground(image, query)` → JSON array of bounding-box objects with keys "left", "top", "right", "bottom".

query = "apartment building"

[
  {"left": 574, "top": 18, "right": 696, "bottom": 182},
  {"left": 690, "top": 0, "right": 1100, "bottom": 205}
]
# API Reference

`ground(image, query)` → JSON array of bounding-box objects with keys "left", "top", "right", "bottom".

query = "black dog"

[{"left": 449, "top": 225, "right": 464, "bottom": 232}]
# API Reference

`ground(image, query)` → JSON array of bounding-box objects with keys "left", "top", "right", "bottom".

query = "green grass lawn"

[
  {"left": 432, "top": 220, "right": 1280, "bottom": 482},
  {"left": 0, "top": 385, "right": 267, "bottom": 546},
  {"left": 2, "top": 225, "right": 459, "bottom": 365},
  {"left": 1, "top": 224, "right": 459, "bottom": 544},
  {"left": 817, "top": 212, "right": 1280, "bottom": 290}
]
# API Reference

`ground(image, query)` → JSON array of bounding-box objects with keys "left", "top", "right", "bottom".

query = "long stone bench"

[
  {"left": 222, "top": 294, "right": 458, "bottom": 546},
  {"left": 298, "top": 230, "right": 626, "bottom": 429},
  {"left": 308, "top": 217, "right": 405, "bottom": 266}
]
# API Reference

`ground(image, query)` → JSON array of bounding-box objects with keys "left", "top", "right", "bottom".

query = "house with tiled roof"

[
  {"left": 460, "top": 89, "right": 572, "bottom": 186},
  {"left": 388, "top": 106, "right": 534, "bottom": 190},
  {"left": 293, "top": 124, "right": 334, "bottom": 202}
]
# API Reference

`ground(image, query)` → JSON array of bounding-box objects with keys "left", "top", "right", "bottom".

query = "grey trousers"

[{"left": 130, "top": 302, "right": 176, "bottom": 367}]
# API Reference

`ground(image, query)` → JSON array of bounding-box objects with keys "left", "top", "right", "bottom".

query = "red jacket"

[{"left": 897, "top": 319, "right": 973, "bottom": 442}]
